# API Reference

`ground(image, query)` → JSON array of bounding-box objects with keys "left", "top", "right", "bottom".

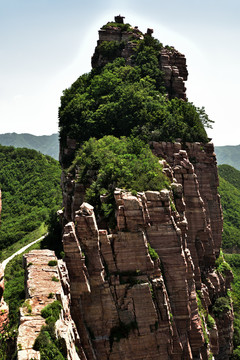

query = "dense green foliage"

[
  {"left": 215, "top": 249, "right": 232, "bottom": 275},
  {"left": 148, "top": 243, "right": 159, "bottom": 261},
  {"left": 69, "top": 136, "right": 169, "bottom": 226},
  {"left": 224, "top": 254, "right": 240, "bottom": 358},
  {"left": 215, "top": 146, "right": 240, "bottom": 171},
  {"left": 33, "top": 301, "right": 66, "bottom": 359},
  {"left": 219, "top": 165, "right": 240, "bottom": 190},
  {"left": 40, "top": 209, "right": 63, "bottom": 258},
  {"left": 218, "top": 172, "right": 240, "bottom": 251},
  {"left": 0, "top": 145, "right": 62, "bottom": 252},
  {"left": 0, "top": 133, "right": 59, "bottom": 160},
  {"left": 212, "top": 296, "right": 232, "bottom": 318},
  {"left": 40, "top": 301, "right": 62, "bottom": 322},
  {"left": 0, "top": 255, "right": 25, "bottom": 359},
  {"left": 4, "top": 255, "right": 25, "bottom": 329},
  {"left": 0, "top": 244, "right": 42, "bottom": 360},
  {"left": 59, "top": 34, "right": 211, "bottom": 158}
]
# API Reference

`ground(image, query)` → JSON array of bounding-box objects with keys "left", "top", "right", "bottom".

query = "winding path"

[{"left": 1, "top": 233, "right": 48, "bottom": 270}]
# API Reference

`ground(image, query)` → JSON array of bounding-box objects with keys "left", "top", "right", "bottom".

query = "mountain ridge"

[
  {"left": 0, "top": 132, "right": 59, "bottom": 160},
  {"left": 215, "top": 144, "right": 240, "bottom": 170}
]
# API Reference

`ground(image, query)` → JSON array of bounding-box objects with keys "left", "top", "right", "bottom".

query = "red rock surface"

[{"left": 59, "top": 140, "right": 234, "bottom": 359}]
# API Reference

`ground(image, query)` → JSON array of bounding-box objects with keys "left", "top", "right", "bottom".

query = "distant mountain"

[
  {"left": 215, "top": 145, "right": 240, "bottom": 170},
  {"left": 0, "top": 133, "right": 59, "bottom": 160}
]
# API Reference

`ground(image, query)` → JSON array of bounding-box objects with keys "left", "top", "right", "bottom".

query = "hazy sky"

[{"left": 1, "top": 0, "right": 240, "bottom": 145}]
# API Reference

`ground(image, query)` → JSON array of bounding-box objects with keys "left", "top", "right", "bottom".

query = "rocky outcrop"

[
  {"left": 60, "top": 17, "right": 189, "bottom": 167},
  {"left": 59, "top": 141, "right": 234, "bottom": 359},
  {"left": 17, "top": 250, "right": 82, "bottom": 360},
  {"left": 91, "top": 17, "right": 188, "bottom": 101}
]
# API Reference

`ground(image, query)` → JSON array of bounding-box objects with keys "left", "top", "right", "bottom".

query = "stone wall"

[{"left": 17, "top": 250, "right": 82, "bottom": 360}]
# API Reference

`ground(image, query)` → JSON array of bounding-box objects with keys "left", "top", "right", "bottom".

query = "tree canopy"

[
  {"left": 70, "top": 136, "right": 170, "bottom": 227},
  {"left": 59, "top": 34, "right": 211, "bottom": 158},
  {"left": 0, "top": 146, "right": 62, "bottom": 251}
]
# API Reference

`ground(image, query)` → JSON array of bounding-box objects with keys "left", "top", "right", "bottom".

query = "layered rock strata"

[
  {"left": 17, "top": 250, "right": 81, "bottom": 360},
  {"left": 60, "top": 141, "right": 234, "bottom": 359}
]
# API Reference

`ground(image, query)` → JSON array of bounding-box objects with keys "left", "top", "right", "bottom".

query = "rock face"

[
  {"left": 60, "top": 142, "right": 234, "bottom": 359},
  {"left": 17, "top": 250, "right": 82, "bottom": 360}
]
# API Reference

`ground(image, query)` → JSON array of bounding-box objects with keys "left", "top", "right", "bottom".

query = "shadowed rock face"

[{"left": 60, "top": 142, "right": 234, "bottom": 360}]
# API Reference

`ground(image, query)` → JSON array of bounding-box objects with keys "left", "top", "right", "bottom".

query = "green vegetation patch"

[
  {"left": 48, "top": 260, "right": 58, "bottom": 267},
  {"left": 148, "top": 243, "right": 159, "bottom": 261},
  {"left": 33, "top": 301, "right": 66, "bottom": 359},
  {"left": 69, "top": 136, "right": 170, "bottom": 225},
  {"left": 101, "top": 22, "right": 133, "bottom": 32},
  {"left": 41, "top": 301, "right": 62, "bottom": 322},
  {"left": 196, "top": 292, "right": 210, "bottom": 345},
  {"left": 219, "top": 165, "right": 240, "bottom": 190},
  {"left": 98, "top": 40, "right": 125, "bottom": 60},
  {"left": 224, "top": 254, "right": 240, "bottom": 354},
  {"left": 0, "top": 255, "right": 27, "bottom": 359},
  {"left": 215, "top": 249, "right": 232, "bottom": 276},
  {"left": 59, "top": 34, "right": 211, "bottom": 162},
  {"left": 0, "top": 146, "right": 62, "bottom": 252},
  {"left": 218, "top": 173, "right": 240, "bottom": 251},
  {"left": 212, "top": 296, "right": 231, "bottom": 318}
]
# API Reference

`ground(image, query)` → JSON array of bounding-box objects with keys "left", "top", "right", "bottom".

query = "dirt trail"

[{"left": 1, "top": 234, "right": 47, "bottom": 270}]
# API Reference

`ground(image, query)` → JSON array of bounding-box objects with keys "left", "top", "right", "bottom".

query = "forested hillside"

[
  {"left": 0, "top": 145, "right": 61, "bottom": 254},
  {"left": 0, "top": 133, "right": 59, "bottom": 160},
  {"left": 218, "top": 164, "right": 240, "bottom": 251}
]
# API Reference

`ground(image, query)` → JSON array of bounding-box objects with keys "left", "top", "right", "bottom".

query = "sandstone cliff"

[
  {"left": 60, "top": 142, "right": 233, "bottom": 360},
  {"left": 56, "top": 16, "right": 234, "bottom": 359}
]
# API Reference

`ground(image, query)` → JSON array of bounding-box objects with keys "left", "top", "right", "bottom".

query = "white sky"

[{"left": 0, "top": 0, "right": 240, "bottom": 145}]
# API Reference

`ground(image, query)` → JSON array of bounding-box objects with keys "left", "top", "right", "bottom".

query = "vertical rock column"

[
  {"left": 186, "top": 142, "right": 223, "bottom": 256},
  {"left": 144, "top": 190, "right": 198, "bottom": 358}
]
